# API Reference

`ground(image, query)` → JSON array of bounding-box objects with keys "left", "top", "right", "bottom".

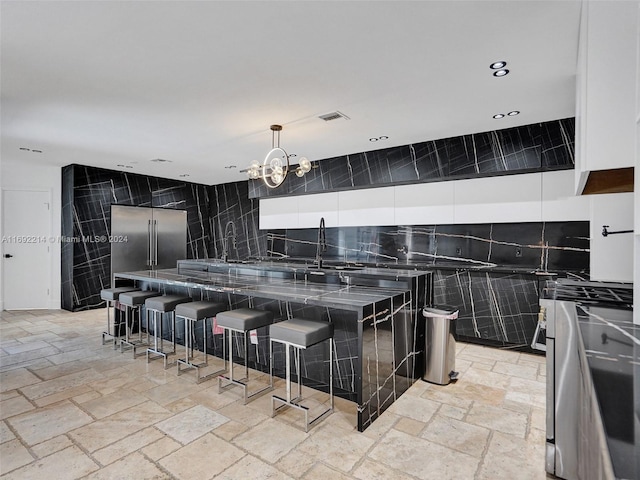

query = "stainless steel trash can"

[{"left": 423, "top": 305, "right": 459, "bottom": 385}]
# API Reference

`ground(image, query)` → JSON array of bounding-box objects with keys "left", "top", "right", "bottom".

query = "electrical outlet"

[
  {"left": 456, "top": 247, "right": 462, "bottom": 256},
  {"left": 515, "top": 247, "right": 522, "bottom": 257}
]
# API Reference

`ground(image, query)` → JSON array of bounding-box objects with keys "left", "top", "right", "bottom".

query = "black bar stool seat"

[
  {"left": 270, "top": 318, "right": 334, "bottom": 432},
  {"left": 119, "top": 290, "right": 161, "bottom": 357},
  {"left": 145, "top": 295, "right": 191, "bottom": 368},
  {"left": 216, "top": 308, "right": 274, "bottom": 404},
  {"left": 175, "top": 301, "right": 227, "bottom": 383},
  {"left": 100, "top": 287, "right": 139, "bottom": 348}
]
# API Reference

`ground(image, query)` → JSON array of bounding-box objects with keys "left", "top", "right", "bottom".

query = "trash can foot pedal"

[{"left": 449, "top": 371, "right": 459, "bottom": 381}]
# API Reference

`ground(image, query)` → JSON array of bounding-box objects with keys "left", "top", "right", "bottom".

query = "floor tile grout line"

[{"left": 473, "top": 428, "right": 495, "bottom": 480}]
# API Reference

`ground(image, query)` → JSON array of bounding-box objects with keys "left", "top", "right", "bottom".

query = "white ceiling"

[{"left": 1, "top": 1, "right": 582, "bottom": 186}]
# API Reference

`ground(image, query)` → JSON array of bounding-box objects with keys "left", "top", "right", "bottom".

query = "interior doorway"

[{"left": 2, "top": 189, "right": 52, "bottom": 309}]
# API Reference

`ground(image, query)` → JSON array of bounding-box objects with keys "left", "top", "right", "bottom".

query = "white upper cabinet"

[{"left": 575, "top": 1, "right": 639, "bottom": 193}]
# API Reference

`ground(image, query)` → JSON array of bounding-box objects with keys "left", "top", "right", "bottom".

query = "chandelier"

[{"left": 245, "top": 125, "right": 312, "bottom": 188}]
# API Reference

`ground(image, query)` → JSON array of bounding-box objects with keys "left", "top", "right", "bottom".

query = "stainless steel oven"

[{"left": 540, "top": 290, "right": 579, "bottom": 479}]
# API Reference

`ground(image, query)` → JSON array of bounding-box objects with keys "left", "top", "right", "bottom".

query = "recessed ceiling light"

[
  {"left": 117, "top": 164, "right": 125, "bottom": 167},
  {"left": 369, "top": 136, "right": 389, "bottom": 142},
  {"left": 493, "top": 114, "right": 505, "bottom": 119},
  {"left": 490, "top": 61, "right": 507, "bottom": 69},
  {"left": 125, "top": 165, "right": 133, "bottom": 169},
  {"left": 150, "top": 158, "right": 172, "bottom": 163},
  {"left": 379, "top": 136, "right": 388, "bottom": 140},
  {"left": 224, "top": 165, "right": 237, "bottom": 169},
  {"left": 507, "top": 110, "right": 520, "bottom": 116},
  {"left": 179, "top": 174, "right": 190, "bottom": 177},
  {"left": 493, "top": 69, "right": 509, "bottom": 77},
  {"left": 32, "top": 150, "right": 43, "bottom": 153},
  {"left": 19, "top": 147, "right": 31, "bottom": 151}
]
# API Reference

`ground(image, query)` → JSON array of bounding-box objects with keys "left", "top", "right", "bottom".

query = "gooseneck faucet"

[
  {"left": 315, "top": 217, "right": 326, "bottom": 268},
  {"left": 222, "top": 220, "right": 237, "bottom": 262}
]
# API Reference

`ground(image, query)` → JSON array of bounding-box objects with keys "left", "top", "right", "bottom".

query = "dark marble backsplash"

[
  {"left": 265, "top": 220, "right": 589, "bottom": 349},
  {"left": 249, "top": 117, "right": 575, "bottom": 198},
  {"left": 267, "top": 222, "right": 589, "bottom": 272},
  {"left": 208, "top": 181, "right": 267, "bottom": 261}
]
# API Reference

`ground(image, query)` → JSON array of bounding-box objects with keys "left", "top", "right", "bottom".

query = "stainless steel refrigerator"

[{"left": 111, "top": 205, "right": 187, "bottom": 279}]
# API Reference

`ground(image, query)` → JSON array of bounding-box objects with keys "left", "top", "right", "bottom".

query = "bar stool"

[
  {"left": 145, "top": 295, "right": 192, "bottom": 368},
  {"left": 176, "top": 301, "right": 227, "bottom": 383},
  {"left": 119, "top": 290, "right": 161, "bottom": 357},
  {"left": 216, "top": 308, "right": 274, "bottom": 404},
  {"left": 270, "top": 318, "right": 334, "bottom": 432},
  {"left": 100, "top": 286, "right": 139, "bottom": 348}
]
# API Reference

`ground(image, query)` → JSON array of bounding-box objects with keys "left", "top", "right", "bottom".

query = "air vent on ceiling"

[
  {"left": 150, "top": 158, "right": 172, "bottom": 163},
  {"left": 318, "top": 111, "right": 350, "bottom": 122}
]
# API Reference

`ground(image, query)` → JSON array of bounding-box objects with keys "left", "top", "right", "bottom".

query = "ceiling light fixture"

[
  {"left": 245, "top": 125, "right": 312, "bottom": 188},
  {"left": 493, "top": 69, "right": 509, "bottom": 77},
  {"left": 490, "top": 61, "right": 507, "bottom": 69},
  {"left": 507, "top": 110, "right": 520, "bottom": 116},
  {"left": 493, "top": 114, "right": 505, "bottom": 119}
]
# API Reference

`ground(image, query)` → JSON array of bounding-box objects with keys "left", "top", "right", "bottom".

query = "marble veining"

[
  {"left": 115, "top": 265, "right": 430, "bottom": 431},
  {"left": 266, "top": 220, "right": 589, "bottom": 350},
  {"left": 61, "top": 165, "right": 213, "bottom": 311},
  {"left": 249, "top": 118, "right": 574, "bottom": 198}
]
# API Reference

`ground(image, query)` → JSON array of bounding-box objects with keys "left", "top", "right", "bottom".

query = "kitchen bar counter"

[
  {"left": 116, "top": 262, "right": 431, "bottom": 431},
  {"left": 117, "top": 267, "right": 407, "bottom": 311}
]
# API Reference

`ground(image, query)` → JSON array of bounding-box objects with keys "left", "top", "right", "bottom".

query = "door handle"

[
  {"left": 3, "top": 254, "right": 13, "bottom": 258},
  {"left": 154, "top": 220, "right": 158, "bottom": 266},
  {"left": 147, "top": 219, "right": 152, "bottom": 267}
]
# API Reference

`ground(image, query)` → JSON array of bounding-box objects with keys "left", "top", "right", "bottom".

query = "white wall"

[
  {"left": 0, "top": 159, "right": 62, "bottom": 310},
  {"left": 590, "top": 193, "right": 634, "bottom": 282}
]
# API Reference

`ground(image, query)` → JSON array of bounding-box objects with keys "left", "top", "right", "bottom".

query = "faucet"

[
  {"left": 315, "top": 217, "right": 327, "bottom": 268},
  {"left": 222, "top": 220, "right": 237, "bottom": 262}
]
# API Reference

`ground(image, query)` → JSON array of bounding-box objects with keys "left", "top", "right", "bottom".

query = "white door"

[{"left": 2, "top": 190, "right": 51, "bottom": 309}]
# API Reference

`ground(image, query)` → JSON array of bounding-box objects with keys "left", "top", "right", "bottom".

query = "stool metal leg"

[
  {"left": 147, "top": 309, "right": 176, "bottom": 369},
  {"left": 102, "top": 300, "right": 119, "bottom": 348},
  {"left": 120, "top": 306, "right": 148, "bottom": 357},
  {"left": 271, "top": 338, "right": 334, "bottom": 433},
  {"left": 218, "top": 327, "right": 273, "bottom": 404},
  {"left": 177, "top": 315, "right": 225, "bottom": 383}
]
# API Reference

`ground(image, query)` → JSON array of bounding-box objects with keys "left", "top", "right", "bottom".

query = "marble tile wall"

[
  {"left": 249, "top": 117, "right": 575, "bottom": 198},
  {"left": 207, "top": 181, "right": 267, "bottom": 261},
  {"left": 265, "top": 220, "right": 590, "bottom": 349},
  {"left": 61, "top": 165, "right": 213, "bottom": 311}
]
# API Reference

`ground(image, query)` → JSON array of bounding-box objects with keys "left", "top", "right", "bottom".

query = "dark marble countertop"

[
  {"left": 178, "top": 258, "right": 428, "bottom": 280},
  {"left": 116, "top": 268, "right": 419, "bottom": 311},
  {"left": 576, "top": 304, "right": 639, "bottom": 480},
  {"left": 224, "top": 256, "right": 581, "bottom": 276}
]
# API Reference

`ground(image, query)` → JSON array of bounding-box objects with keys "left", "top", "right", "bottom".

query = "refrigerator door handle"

[
  {"left": 153, "top": 219, "right": 158, "bottom": 266},
  {"left": 147, "top": 219, "right": 152, "bottom": 267}
]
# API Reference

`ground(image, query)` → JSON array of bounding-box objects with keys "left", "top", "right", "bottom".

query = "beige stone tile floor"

[{"left": 0, "top": 309, "right": 552, "bottom": 479}]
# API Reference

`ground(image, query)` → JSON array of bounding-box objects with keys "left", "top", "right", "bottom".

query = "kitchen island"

[{"left": 115, "top": 260, "right": 431, "bottom": 431}]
